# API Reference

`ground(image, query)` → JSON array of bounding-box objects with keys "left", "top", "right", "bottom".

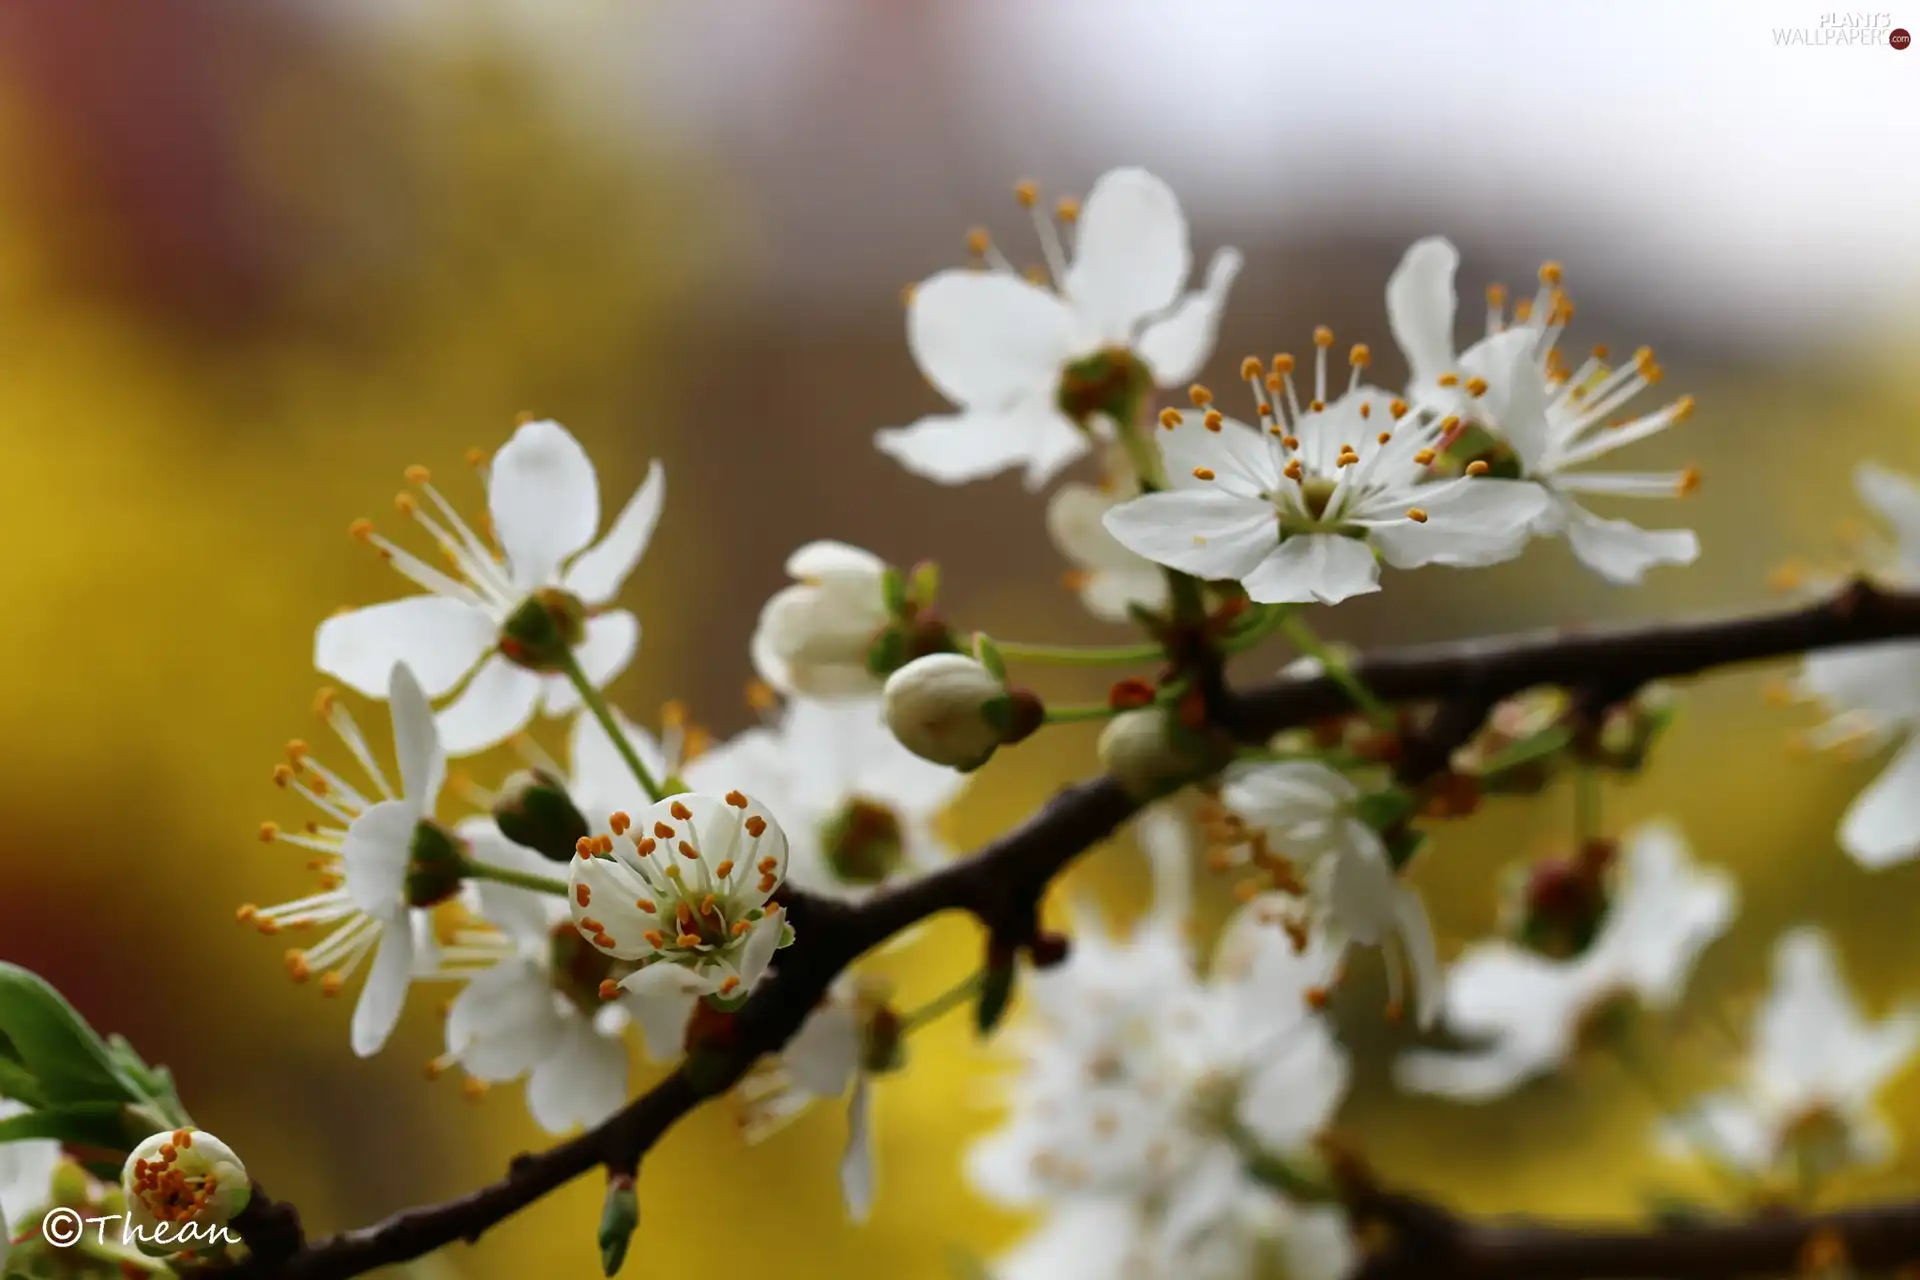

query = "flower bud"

[
  {"left": 1508, "top": 841, "right": 1614, "bottom": 960},
  {"left": 818, "top": 798, "right": 906, "bottom": 886},
  {"left": 492, "top": 769, "right": 591, "bottom": 863},
  {"left": 121, "top": 1128, "right": 250, "bottom": 1255},
  {"left": 882, "top": 655, "right": 1040, "bottom": 771},
  {"left": 1097, "top": 707, "right": 1203, "bottom": 799}
]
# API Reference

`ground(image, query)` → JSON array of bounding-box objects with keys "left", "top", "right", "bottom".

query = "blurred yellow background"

[{"left": 2, "top": 2, "right": 1918, "bottom": 1276}]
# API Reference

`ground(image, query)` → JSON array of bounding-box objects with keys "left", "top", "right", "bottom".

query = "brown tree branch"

[{"left": 232, "top": 581, "right": 1920, "bottom": 1279}]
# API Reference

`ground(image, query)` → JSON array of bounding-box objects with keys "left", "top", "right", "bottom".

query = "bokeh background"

[{"left": 3, "top": 0, "right": 1918, "bottom": 1274}]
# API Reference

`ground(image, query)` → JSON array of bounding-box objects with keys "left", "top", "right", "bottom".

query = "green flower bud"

[
  {"left": 493, "top": 769, "right": 591, "bottom": 863},
  {"left": 498, "top": 587, "right": 588, "bottom": 672}
]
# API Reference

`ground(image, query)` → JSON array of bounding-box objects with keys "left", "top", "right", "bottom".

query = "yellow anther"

[
  {"left": 1014, "top": 179, "right": 1039, "bottom": 207},
  {"left": 1464, "top": 376, "right": 1488, "bottom": 396},
  {"left": 404, "top": 465, "right": 430, "bottom": 486},
  {"left": 1159, "top": 408, "right": 1185, "bottom": 429},
  {"left": 1054, "top": 196, "right": 1080, "bottom": 223},
  {"left": 1188, "top": 384, "right": 1214, "bottom": 407},
  {"left": 1406, "top": 508, "right": 1429, "bottom": 523},
  {"left": 1203, "top": 410, "right": 1224, "bottom": 432},
  {"left": 1486, "top": 283, "right": 1507, "bottom": 306},
  {"left": 1192, "top": 467, "right": 1216, "bottom": 481},
  {"left": 1312, "top": 325, "right": 1334, "bottom": 348},
  {"left": 1348, "top": 344, "right": 1371, "bottom": 367},
  {"left": 1672, "top": 394, "right": 1697, "bottom": 421},
  {"left": 348, "top": 518, "right": 374, "bottom": 542},
  {"left": 1465, "top": 460, "right": 1490, "bottom": 476},
  {"left": 1272, "top": 353, "right": 1295, "bottom": 374},
  {"left": 1539, "top": 260, "right": 1564, "bottom": 286},
  {"left": 1677, "top": 466, "right": 1701, "bottom": 495},
  {"left": 258, "top": 822, "right": 279, "bottom": 843},
  {"left": 1240, "top": 356, "right": 1264, "bottom": 380},
  {"left": 1436, "top": 372, "right": 1460, "bottom": 388},
  {"left": 966, "top": 227, "right": 991, "bottom": 256}
]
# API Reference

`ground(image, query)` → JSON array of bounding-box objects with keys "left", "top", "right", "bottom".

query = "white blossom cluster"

[{"left": 6, "top": 164, "right": 1910, "bottom": 1278}]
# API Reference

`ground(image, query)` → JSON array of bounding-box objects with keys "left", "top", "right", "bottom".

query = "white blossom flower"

[
  {"left": 1217, "top": 761, "right": 1442, "bottom": 1028},
  {"left": 1386, "top": 237, "right": 1699, "bottom": 584},
  {"left": 1102, "top": 342, "right": 1548, "bottom": 605},
  {"left": 1662, "top": 928, "right": 1920, "bottom": 1181},
  {"left": 751, "top": 541, "right": 895, "bottom": 699},
  {"left": 121, "top": 1129, "right": 250, "bottom": 1254},
  {"left": 247, "top": 663, "right": 466, "bottom": 1058},
  {"left": 567, "top": 791, "right": 791, "bottom": 1023},
  {"left": 682, "top": 696, "right": 965, "bottom": 901},
  {"left": 1395, "top": 821, "right": 1735, "bottom": 1101},
  {"left": 971, "top": 812, "right": 1355, "bottom": 1280},
  {"left": 877, "top": 169, "right": 1242, "bottom": 490},
  {"left": 1046, "top": 470, "right": 1169, "bottom": 623},
  {"left": 430, "top": 830, "right": 647, "bottom": 1134},
  {"left": 315, "top": 420, "right": 664, "bottom": 755},
  {"left": 0, "top": 1099, "right": 61, "bottom": 1265},
  {"left": 735, "top": 972, "right": 897, "bottom": 1222},
  {"left": 1791, "top": 462, "right": 1920, "bottom": 868}
]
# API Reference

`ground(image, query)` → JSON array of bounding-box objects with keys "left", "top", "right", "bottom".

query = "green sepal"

[
  {"left": 865, "top": 628, "right": 909, "bottom": 678},
  {"left": 972, "top": 633, "right": 1008, "bottom": 682},
  {"left": 908, "top": 560, "right": 941, "bottom": 609},
  {"left": 880, "top": 565, "right": 910, "bottom": 618},
  {"left": 1355, "top": 785, "right": 1417, "bottom": 834},
  {"left": 0, "top": 1102, "right": 132, "bottom": 1149},
  {"left": 1384, "top": 827, "right": 1428, "bottom": 872},
  {"left": 974, "top": 962, "right": 1017, "bottom": 1037},
  {"left": 598, "top": 1177, "right": 640, "bottom": 1276}
]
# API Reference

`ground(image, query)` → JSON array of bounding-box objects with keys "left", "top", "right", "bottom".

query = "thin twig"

[{"left": 233, "top": 581, "right": 1920, "bottom": 1279}]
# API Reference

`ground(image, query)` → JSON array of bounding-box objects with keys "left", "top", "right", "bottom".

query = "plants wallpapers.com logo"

[{"left": 1772, "top": 11, "right": 1911, "bottom": 43}]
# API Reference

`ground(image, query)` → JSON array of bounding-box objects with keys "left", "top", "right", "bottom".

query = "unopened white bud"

[
  {"left": 882, "top": 655, "right": 1041, "bottom": 771},
  {"left": 751, "top": 541, "right": 894, "bottom": 699},
  {"left": 121, "top": 1128, "right": 250, "bottom": 1255},
  {"left": 1098, "top": 707, "right": 1202, "bottom": 798}
]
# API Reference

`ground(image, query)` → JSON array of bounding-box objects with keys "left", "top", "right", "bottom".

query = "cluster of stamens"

[
  {"left": 957, "top": 180, "right": 1081, "bottom": 290},
  {"left": 345, "top": 444, "right": 523, "bottom": 618},
  {"left": 573, "top": 793, "right": 783, "bottom": 995},
  {"left": 127, "top": 1131, "right": 216, "bottom": 1224},
  {"left": 239, "top": 688, "right": 399, "bottom": 997}
]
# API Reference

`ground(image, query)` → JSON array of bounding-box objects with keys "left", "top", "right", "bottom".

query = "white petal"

[
  {"left": 314, "top": 598, "right": 496, "bottom": 699},
  {"left": 1371, "top": 478, "right": 1547, "bottom": 569},
  {"left": 564, "top": 459, "right": 664, "bottom": 605},
  {"left": 1394, "top": 887, "right": 1444, "bottom": 1031},
  {"left": 1283, "top": 1206, "right": 1360, "bottom": 1280},
  {"left": 541, "top": 612, "right": 641, "bottom": 715},
  {"left": 1385, "top": 236, "right": 1460, "bottom": 389},
  {"left": 490, "top": 420, "right": 601, "bottom": 590},
  {"left": 1841, "top": 733, "right": 1920, "bottom": 869},
  {"left": 1468, "top": 328, "right": 1552, "bottom": 470},
  {"left": 875, "top": 406, "right": 1088, "bottom": 490},
  {"left": 1135, "top": 246, "right": 1243, "bottom": 387},
  {"left": 526, "top": 1024, "right": 629, "bottom": 1133},
  {"left": 1238, "top": 1021, "right": 1349, "bottom": 1151},
  {"left": 783, "top": 1004, "right": 862, "bottom": 1098},
  {"left": 1563, "top": 505, "right": 1700, "bottom": 584},
  {"left": 1662, "top": 1094, "right": 1775, "bottom": 1173},
  {"left": 350, "top": 923, "right": 414, "bottom": 1057},
  {"left": 1856, "top": 461, "right": 1920, "bottom": 556},
  {"left": 1158, "top": 416, "right": 1281, "bottom": 498},
  {"left": 1393, "top": 1042, "right": 1547, "bottom": 1102},
  {"left": 1079, "top": 567, "right": 1169, "bottom": 624},
  {"left": 620, "top": 964, "right": 705, "bottom": 1060},
  {"left": 1798, "top": 643, "right": 1920, "bottom": 720},
  {"left": 570, "top": 856, "right": 659, "bottom": 961},
  {"left": 434, "top": 654, "right": 544, "bottom": 755},
  {"left": 1047, "top": 483, "right": 1138, "bottom": 571},
  {"left": 906, "top": 269, "right": 1076, "bottom": 409},
  {"left": 787, "top": 540, "right": 886, "bottom": 581},
  {"left": 386, "top": 662, "right": 445, "bottom": 807},
  {"left": 1242, "top": 534, "right": 1380, "bottom": 605},
  {"left": 838, "top": 1076, "right": 877, "bottom": 1223},
  {"left": 1064, "top": 167, "right": 1191, "bottom": 341},
  {"left": 341, "top": 799, "right": 420, "bottom": 914},
  {"left": 446, "top": 961, "right": 565, "bottom": 1078},
  {"left": 1595, "top": 822, "right": 1735, "bottom": 1006},
  {"left": 1101, "top": 489, "right": 1277, "bottom": 579}
]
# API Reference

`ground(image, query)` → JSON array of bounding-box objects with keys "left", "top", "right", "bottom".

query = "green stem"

[
  {"left": 557, "top": 647, "right": 664, "bottom": 804},
  {"left": 899, "top": 971, "right": 986, "bottom": 1033},
  {"left": 1277, "top": 613, "right": 1396, "bottom": 731},
  {"left": 992, "top": 639, "right": 1164, "bottom": 666},
  {"left": 1042, "top": 702, "right": 1124, "bottom": 725},
  {"left": 1220, "top": 602, "right": 1292, "bottom": 655},
  {"left": 460, "top": 858, "right": 569, "bottom": 897}
]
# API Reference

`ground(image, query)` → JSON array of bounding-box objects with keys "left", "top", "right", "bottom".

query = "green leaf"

[
  {"left": 597, "top": 1177, "right": 639, "bottom": 1276},
  {"left": 0, "top": 965, "right": 143, "bottom": 1107},
  {"left": 0, "top": 1102, "right": 134, "bottom": 1149},
  {"left": 972, "top": 633, "right": 1007, "bottom": 682},
  {"left": 975, "top": 962, "right": 1017, "bottom": 1036},
  {"left": 0, "top": 1055, "right": 49, "bottom": 1107}
]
